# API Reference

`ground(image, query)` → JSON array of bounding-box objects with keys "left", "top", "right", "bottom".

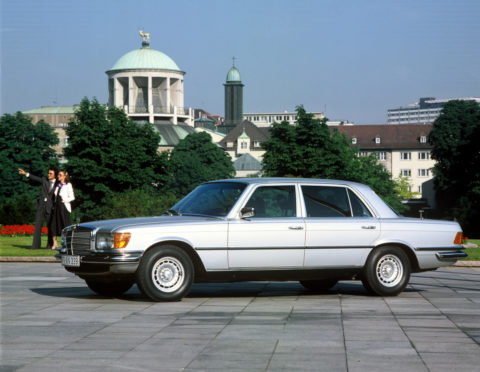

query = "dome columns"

[{"left": 107, "top": 71, "right": 186, "bottom": 124}]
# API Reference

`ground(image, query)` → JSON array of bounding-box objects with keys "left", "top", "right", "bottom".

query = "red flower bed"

[{"left": 0, "top": 225, "right": 48, "bottom": 236}]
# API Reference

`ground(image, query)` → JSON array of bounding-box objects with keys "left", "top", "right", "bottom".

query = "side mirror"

[{"left": 240, "top": 207, "right": 255, "bottom": 219}]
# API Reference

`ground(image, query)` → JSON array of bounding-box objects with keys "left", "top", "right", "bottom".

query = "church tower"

[{"left": 224, "top": 60, "right": 244, "bottom": 128}]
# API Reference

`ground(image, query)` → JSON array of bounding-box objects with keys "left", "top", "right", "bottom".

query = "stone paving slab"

[{"left": 1, "top": 263, "right": 479, "bottom": 371}]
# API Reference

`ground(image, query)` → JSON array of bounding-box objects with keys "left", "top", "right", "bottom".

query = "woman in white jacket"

[{"left": 51, "top": 170, "right": 75, "bottom": 249}]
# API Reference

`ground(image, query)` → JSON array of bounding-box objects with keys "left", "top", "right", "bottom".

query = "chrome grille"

[{"left": 64, "top": 226, "right": 93, "bottom": 255}]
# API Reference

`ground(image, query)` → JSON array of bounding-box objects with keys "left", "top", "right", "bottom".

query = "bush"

[
  {"left": 101, "top": 189, "right": 178, "bottom": 220},
  {"left": 0, "top": 194, "right": 36, "bottom": 224}
]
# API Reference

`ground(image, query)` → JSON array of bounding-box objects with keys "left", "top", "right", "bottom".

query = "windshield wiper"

[{"left": 163, "top": 209, "right": 181, "bottom": 216}]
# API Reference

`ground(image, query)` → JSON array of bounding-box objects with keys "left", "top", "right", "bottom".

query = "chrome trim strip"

[
  {"left": 415, "top": 246, "right": 464, "bottom": 251},
  {"left": 195, "top": 246, "right": 373, "bottom": 251}
]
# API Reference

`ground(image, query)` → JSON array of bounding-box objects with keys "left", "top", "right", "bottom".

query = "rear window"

[{"left": 302, "top": 186, "right": 351, "bottom": 217}]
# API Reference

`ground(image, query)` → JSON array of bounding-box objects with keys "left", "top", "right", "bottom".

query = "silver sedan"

[{"left": 58, "top": 178, "right": 466, "bottom": 301}]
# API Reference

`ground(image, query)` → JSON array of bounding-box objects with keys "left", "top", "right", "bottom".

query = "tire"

[
  {"left": 85, "top": 278, "right": 134, "bottom": 297},
  {"left": 300, "top": 279, "right": 338, "bottom": 292},
  {"left": 362, "top": 246, "right": 411, "bottom": 296},
  {"left": 136, "top": 245, "right": 194, "bottom": 302}
]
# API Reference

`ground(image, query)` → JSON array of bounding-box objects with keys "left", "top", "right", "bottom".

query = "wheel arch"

[
  {"left": 144, "top": 240, "right": 207, "bottom": 280},
  {"left": 368, "top": 242, "right": 420, "bottom": 273}
]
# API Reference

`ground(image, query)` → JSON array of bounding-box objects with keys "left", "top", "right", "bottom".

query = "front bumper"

[{"left": 56, "top": 251, "right": 142, "bottom": 276}]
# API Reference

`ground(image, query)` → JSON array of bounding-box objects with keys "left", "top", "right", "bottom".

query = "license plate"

[{"left": 62, "top": 255, "right": 80, "bottom": 267}]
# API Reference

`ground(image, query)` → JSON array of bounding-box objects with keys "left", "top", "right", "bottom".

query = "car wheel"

[
  {"left": 300, "top": 279, "right": 338, "bottom": 291},
  {"left": 136, "top": 245, "right": 194, "bottom": 302},
  {"left": 362, "top": 246, "right": 411, "bottom": 296},
  {"left": 85, "top": 278, "right": 134, "bottom": 297}
]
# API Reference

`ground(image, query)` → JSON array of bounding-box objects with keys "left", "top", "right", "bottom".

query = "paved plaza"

[{"left": 1, "top": 263, "right": 479, "bottom": 372}]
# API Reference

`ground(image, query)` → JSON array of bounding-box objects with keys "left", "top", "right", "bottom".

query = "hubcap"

[
  {"left": 152, "top": 256, "right": 184, "bottom": 293},
  {"left": 376, "top": 254, "right": 403, "bottom": 287}
]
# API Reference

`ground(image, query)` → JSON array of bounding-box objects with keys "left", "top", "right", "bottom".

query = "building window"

[
  {"left": 377, "top": 151, "right": 386, "bottom": 161},
  {"left": 400, "top": 169, "right": 411, "bottom": 177},
  {"left": 418, "top": 152, "right": 430, "bottom": 160},
  {"left": 352, "top": 138, "right": 357, "bottom": 144},
  {"left": 375, "top": 137, "right": 381, "bottom": 144},
  {"left": 400, "top": 152, "right": 411, "bottom": 160},
  {"left": 418, "top": 169, "right": 430, "bottom": 177},
  {"left": 420, "top": 136, "right": 427, "bottom": 143},
  {"left": 358, "top": 151, "right": 368, "bottom": 157},
  {"left": 254, "top": 141, "right": 260, "bottom": 148},
  {"left": 418, "top": 186, "right": 422, "bottom": 193},
  {"left": 241, "top": 142, "right": 248, "bottom": 149}
]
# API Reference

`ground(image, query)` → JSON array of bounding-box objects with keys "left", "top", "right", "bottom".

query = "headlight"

[
  {"left": 96, "top": 232, "right": 131, "bottom": 250},
  {"left": 96, "top": 233, "right": 114, "bottom": 250}
]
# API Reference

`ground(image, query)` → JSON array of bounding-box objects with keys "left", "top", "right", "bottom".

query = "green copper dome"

[
  {"left": 109, "top": 42, "right": 181, "bottom": 72},
  {"left": 226, "top": 66, "right": 241, "bottom": 82}
]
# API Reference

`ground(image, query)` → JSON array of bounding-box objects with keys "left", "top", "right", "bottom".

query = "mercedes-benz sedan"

[{"left": 58, "top": 178, "right": 466, "bottom": 301}]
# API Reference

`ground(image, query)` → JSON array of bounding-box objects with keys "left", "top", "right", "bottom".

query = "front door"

[{"left": 228, "top": 185, "right": 305, "bottom": 269}]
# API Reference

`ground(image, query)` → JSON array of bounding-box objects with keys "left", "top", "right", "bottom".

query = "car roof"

[{"left": 211, "top": 177, "right": 366, "bottom": 188}]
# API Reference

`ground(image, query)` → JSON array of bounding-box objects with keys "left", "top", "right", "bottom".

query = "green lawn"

[
  {"left": 1, "top": 236, "right": 478, "bottom": 260},
  {"left": 0, "top": 236, "right": 57, "bottom": 256}
]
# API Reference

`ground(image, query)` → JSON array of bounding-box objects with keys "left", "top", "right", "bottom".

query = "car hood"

[{"left": 76, "top": 215, "right": 224, "bottom": 232}]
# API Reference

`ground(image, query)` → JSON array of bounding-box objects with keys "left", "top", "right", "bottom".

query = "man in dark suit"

[{"left": 18, "top": 168, "right": 57, "bottom": 249}]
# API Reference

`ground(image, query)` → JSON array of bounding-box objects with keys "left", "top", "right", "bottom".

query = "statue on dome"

[{"left": 139, "top": 29, "right": 150, "bottom": 41}]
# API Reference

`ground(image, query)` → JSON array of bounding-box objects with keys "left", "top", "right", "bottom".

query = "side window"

[
  {"left": 348, "top": 189, "right": 373, "bottom": 217},
  {"left": 245, "top": 186, "right": 296, "bottom": 218},
  {"left": 302, "top": 186, "right": 351, "bottom": 217}
]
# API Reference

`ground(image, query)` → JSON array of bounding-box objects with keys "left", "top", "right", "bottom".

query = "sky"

[{"left": 1, "top": 0, "right": 479, "bottom": 124}]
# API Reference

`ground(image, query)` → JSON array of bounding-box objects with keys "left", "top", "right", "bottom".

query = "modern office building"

[{"left": 387, "top": 97, "right": 480, "bottom": 124}]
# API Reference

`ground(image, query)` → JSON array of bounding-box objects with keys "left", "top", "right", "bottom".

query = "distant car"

[{"left": 58, "top": 178, "right": 466, "bottom": 301}]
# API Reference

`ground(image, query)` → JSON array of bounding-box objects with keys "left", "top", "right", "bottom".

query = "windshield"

[{"left": 171, "top": 182, "right": 247, "bottom": 217}]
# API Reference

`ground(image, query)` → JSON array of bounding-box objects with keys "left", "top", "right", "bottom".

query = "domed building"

[{"left": 106, "top": 32, "right": 193, "bottom": 126}]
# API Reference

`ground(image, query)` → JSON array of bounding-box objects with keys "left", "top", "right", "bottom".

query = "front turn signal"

[
  {"left": 453, "top": 232, "right": 463, "bottom": 245},
  {"left": 114, "top": 233, "right": 131, "bottom": 249}
]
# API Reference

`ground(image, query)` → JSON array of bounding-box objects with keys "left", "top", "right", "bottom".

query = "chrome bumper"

[
  {"left": 56, "top": 252, "right": 142, "bottom": 275},
  {"left": 436, "top": 251, "right": 468, "bottom": 260}
]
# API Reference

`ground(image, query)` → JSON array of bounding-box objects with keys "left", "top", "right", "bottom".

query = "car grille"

[{"left": 64, "top": 226, "right": 93, "bottom": 255}]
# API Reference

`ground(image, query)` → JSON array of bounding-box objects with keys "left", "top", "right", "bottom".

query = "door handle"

[
  {"left": 289, "top": 226, "right": 304, "bottom": 230},
  {"left": 362, "top": 226, "right": 376, "bottom": 230}
]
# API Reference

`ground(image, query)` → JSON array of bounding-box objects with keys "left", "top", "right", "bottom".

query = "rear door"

[{"left": 301, "top": 185, "right": 380, "bottom": 268}]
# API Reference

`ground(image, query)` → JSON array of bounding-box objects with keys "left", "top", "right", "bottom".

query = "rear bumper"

[
  {"left": 436, "top": 251, "right": 468, "bottom": 260},
  {"left": 415, "top": 246, "right": 467, "bottom": 269}
]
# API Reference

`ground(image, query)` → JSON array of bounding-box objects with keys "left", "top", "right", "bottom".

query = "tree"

[
  {"left": 262, "top": 106, "right": 405, "bottom": 212},
  {"left": 64, "top": 98, "right": 169, "bottom": 221},
  {"left": 0, "top": 112, "right": 59, "bottom": 223},
  {"left": 394, "top": 174, "right": 420, "bottom": 200},
  {"left": 167, "top": 132, "right": 235, "bottom": 197},
  {"left": 428, "top": 100, "right": 480, "bottom": 236},
  {"left": 102, "top": 189, "right": 178, "bottom": 219}
]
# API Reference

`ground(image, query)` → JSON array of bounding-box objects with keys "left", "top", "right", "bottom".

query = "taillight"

[{"left": 453, "top": 232, "right": 463, "bottom": 245}]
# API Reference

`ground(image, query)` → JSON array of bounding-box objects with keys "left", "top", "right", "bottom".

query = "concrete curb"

[{"left": 0, "top": 256, "right": 479, "bottom": 266}]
